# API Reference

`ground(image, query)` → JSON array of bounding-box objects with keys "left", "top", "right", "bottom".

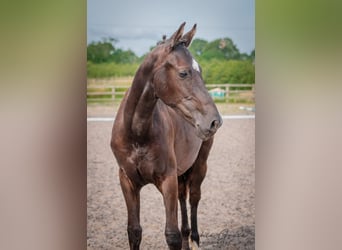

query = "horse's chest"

[
  {"left": 126, "top": 144, "right": 160, "bottom": 181},
  {"left": 128, "top": 144, "right": 153, "bottom": 167}
]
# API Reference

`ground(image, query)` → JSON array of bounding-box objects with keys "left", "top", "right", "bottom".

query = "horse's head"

[{"left": 151, "top": 23, "right": 222, "bottom": 140}]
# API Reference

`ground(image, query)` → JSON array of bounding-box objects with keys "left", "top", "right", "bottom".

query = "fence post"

[
  {"left": 225, "top": 84, "right": 230, "bottom": 103},
  {"left": 111, "top": 87, "right": 115, "bottom": 101}
]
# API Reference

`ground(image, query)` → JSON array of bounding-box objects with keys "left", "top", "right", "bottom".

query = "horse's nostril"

[{"left": 210, "top": 119, "right": 219, "bottom": 131}]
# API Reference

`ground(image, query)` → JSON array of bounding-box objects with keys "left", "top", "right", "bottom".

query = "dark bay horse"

[{"left": 111, "top": 23, "right": 222, "bottom": 250}]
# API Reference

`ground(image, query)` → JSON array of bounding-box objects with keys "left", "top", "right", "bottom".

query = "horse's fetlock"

[
  {"left": 127, "top": 225, "right": 142, "bottom": 243},
  {"left": 181, "top": 226, "right": 191, "bottom": 237},
  {"left": 190, "top": 231, "right": 200, "bottom": 246},
  {"left": 165, "top": 230, "right": 182, "bottom": 248}
]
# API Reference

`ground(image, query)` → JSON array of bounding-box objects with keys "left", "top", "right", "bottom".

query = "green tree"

[
  {"left": 189, "top": 38, "right": 208, "bottom": 57},
  {"left": 111, "top": 49, "right": 138, "bottom": 64},
  {"left": 203, "top": 60, "right": 254, "bottom": 84},
  {"left": 87, "top": 38, "right": 117, "bottom": 63},
  {"left": 197, "top": 38, "right": 241, "bottom": 61},
  {"left": 87, "top": 38, "right": 139, "bottom": 64},
  {"left": 250, "top": 49, "right": 255, "bottom": 62},
  {"left": 87, "top": 36, "right": 255, "bottom": 83}
]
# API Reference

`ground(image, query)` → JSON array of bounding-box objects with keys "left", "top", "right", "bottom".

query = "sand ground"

[{"left": 87, "top": 105, "right": 255, "bottom": 249}]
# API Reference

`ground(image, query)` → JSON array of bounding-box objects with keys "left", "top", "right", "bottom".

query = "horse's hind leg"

[
  {"left": 119, "top": 169, "right": 142, "bottom": 250},
  {"left": 178, "top": 174, "right": 190, "bottom": 250},
  {"left": 188, "top": 167, "right": 206, "bottom": 248},
  {"left": 189, "top": 138, "right": 214, "bottom": 248}
]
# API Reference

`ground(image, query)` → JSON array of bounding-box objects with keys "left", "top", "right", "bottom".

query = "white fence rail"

[{"left": 87, "top": 84, "right": 255, "bottom": 103}]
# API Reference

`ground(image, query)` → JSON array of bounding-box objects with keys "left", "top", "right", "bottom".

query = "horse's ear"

[
  {"left": 180, "top": 24, "right": 197, "bottom": 47},
  {"left": 169, "top": 22, "right": 186, "bottom": 48}
]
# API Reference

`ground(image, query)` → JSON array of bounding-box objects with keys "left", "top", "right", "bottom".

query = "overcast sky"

[{"left": 88, "top": 0, "right": 255, "bottom": 56}]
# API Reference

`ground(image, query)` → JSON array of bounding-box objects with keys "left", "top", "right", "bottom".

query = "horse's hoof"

[{"left": 189, "top": 239, "right": 199, "bottom": 250}]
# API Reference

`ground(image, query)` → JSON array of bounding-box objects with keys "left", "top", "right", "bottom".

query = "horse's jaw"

[{"left": 172, "top": 103, "right": 222, "bottom": 141}]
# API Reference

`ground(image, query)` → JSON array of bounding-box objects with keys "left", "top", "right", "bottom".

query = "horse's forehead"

[
  {"left": 170, "top": 49, "right": 200, "bottom": 72},
  {"left": 192, "top": 58, "right": 200, "bottom": 72}
]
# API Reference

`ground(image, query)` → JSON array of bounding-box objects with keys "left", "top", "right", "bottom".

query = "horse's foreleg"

[
  {"left": 178, "top": 175, "right": 190, "bottom": 250},
  {"left": 158, "top": 174, "right": 182, "bottom": 250},
  {"left": 119, "top": 169, "right": 142, "bottom": 250}
]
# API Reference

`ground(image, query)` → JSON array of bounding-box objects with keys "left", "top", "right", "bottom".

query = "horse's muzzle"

[{"left": 195, "top": 115, "right": 222, "bottom": 140}]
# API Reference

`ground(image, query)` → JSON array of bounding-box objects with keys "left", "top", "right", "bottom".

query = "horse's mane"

[
  {"left": 156, "top": 34, "right": 188, "bottom": 49},
  {"left": 156, "top": 35, "right": 167, "bottom": 45}
]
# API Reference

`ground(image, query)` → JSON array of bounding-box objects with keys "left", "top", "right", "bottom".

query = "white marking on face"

[{"left": 192, "top": 58, "right": 200, "bottom": 72}]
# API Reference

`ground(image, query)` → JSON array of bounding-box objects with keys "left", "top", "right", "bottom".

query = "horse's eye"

[{"left": 179, "top": 71, "right": 188, "bottom": 78}]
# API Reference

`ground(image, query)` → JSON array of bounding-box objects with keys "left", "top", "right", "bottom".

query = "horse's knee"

[
  {"left": 127, "top": 225, "right": 142, "bottom": 246},
  {"left": 165, "top": 229, "right": 182, "bottom": 249}
]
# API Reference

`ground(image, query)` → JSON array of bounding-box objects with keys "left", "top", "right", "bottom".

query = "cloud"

[
  {"left": 88, "top": 25, "right": 164, "bottom": 42},
  {"left": 87, "top": 0, "right": 255, "bottom": 56},
  {"left": 87, "top": 25, "right": 173, "bottom": 56}
]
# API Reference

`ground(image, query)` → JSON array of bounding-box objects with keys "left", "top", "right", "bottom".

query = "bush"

[
  {"left": 200, "top": 60, "right": 255, "bottom": 84},
  {"left": 87, "top": 61, "right": 139, "bottom": 78}
]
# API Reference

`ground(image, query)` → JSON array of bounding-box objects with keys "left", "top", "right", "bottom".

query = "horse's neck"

[
  {"left": 131, "top": 81, "right": 157, "bottom": 138},
  {"left": 124, "top": 63, "right": 157, "bottom": 139}
]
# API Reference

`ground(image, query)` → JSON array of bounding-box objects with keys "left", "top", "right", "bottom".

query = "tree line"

[{"left": 87, "top": 37, "right": 254, "bottom": 84}]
